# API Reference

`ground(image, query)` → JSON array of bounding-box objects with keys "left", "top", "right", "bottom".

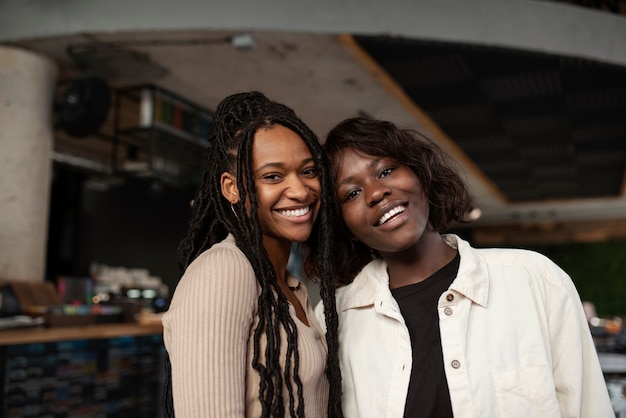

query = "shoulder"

[
  {"left": 448, "top": 234, "right": 573, "bottom": 290},
  {"left": 478, "top": 247, "right": 564, "bottom": 276},
  {"left": 466, "top": 242, "right": 572, "bottom": 291},
  {"left": 450, "top": 234, "right": 563, "bottom": 272},
  {"left": 178, "top": 235, "right": 257, "bottom": 294},
  {"left": 163, "top": 235, "right": 258, "bottom": 332},
  {"left": 477, "top": 246, "right": 555, "bottom": 266},
  {"left": 190, "top": 235, "right": 251, "bottom": 271}
]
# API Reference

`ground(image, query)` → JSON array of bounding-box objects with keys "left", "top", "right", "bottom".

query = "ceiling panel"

[{"left": 353, "top": 35, "right": 626, "bottom": 203}]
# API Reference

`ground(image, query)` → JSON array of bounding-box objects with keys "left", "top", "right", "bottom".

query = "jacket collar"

[
  {"left": 339, "top": 234, "right": 489, "bottom": 310},
  {"left": 442, "top": 234, "right": 489, "bottom": 308},
  {"left": 339, "top": 258, "right": 389, "bottom": 311}
]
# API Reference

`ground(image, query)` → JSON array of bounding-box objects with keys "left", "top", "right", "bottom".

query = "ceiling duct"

[
  {"left": 67, "top": 44, "right": 169, "bottom": 82},
  {"left": 65, "top": 34, "right": 254, "bottom": 83}
]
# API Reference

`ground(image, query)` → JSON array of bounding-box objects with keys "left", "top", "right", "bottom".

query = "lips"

[{"left": 377, "top": 205, "right": 406, "bottom": 225}]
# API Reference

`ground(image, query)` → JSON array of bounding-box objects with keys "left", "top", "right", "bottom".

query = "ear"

[{"left": 221, "top": 172, "right": 240, "bottom": 204}]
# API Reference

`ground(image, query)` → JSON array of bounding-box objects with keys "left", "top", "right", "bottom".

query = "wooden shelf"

[{"left": 113, "top": 84, "right": 212, "bottom": 186}]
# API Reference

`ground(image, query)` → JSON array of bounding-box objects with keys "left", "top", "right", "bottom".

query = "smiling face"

[
  {"left": 334, "top": 148, "right": 432, "bottom": 257},
  {"left": 248, "top": 124, "right": 321, "bottom": 247}
]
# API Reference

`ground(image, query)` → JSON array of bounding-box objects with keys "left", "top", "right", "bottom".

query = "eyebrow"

[
  {"left": 338, "top": 157, "right": 381, "bottom": 186},
  {"left": 254, "top": 157, "right": 315, "bottom": 175}
]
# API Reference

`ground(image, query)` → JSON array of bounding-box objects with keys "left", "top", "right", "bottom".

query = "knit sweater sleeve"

[{"left": 163, "top": 241, "right": 257, "bottom": 417}]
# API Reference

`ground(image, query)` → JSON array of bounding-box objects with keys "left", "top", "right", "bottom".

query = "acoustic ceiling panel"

[{"left": 354, "top": 35, "right": 626, "bottom": 202}]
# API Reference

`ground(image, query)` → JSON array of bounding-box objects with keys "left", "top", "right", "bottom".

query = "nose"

[
  {"left": 285, "top": 175, "right": 314, "bottom": 201},
  {"left": 365, "top": 181, "right": 391, "bottom": 207}
]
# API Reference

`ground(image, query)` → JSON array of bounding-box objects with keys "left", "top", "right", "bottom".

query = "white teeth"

[
  {"left": 278, "top": 206, "right": 310, "bottom": 217},
  {"left": 378, "top": 206, "right": 406, "bottom": 225}
]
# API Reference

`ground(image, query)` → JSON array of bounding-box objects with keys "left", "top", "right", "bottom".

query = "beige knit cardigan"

[{"left": 162, "top": 234, "right": 329, "bottom": 417}]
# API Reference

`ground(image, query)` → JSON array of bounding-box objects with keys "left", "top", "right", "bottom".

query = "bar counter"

[
  {"left": 1, "top": 318, "right": 166, "bottom": 417},
  {"left": 0, "top": 321, "right": 163, "bottom": 346}
]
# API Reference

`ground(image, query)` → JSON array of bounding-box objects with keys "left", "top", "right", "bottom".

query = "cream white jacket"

[{"left": 317, "top": 234, "right": 614, "bottom": 418}]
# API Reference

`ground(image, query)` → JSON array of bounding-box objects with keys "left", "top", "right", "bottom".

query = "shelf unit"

[
  {"left": 1, "top": 325, "right": 164, "bottom": 418},
  {"left": 113, "top": 84, "right": 213, "bottom": 187}
]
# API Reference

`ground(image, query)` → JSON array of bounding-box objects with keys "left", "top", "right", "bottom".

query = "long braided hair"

[{"left": 164, "top": 92, "right": 343, "bottom": 417}]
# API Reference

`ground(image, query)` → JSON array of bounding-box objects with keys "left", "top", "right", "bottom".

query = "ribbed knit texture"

[{"left": 162, "top": 235, "right": 329, "bottom": 417}]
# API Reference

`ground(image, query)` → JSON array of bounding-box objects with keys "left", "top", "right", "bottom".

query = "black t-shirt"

[{"left": 390, "top": 252, "right": 460, "bottom": 418}]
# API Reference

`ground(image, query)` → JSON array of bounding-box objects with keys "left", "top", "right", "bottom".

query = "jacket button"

[
  {"left": 446, "top": 294, "right": 454, "bottom": 301},
  {"left": 451, "top": 360, "right": 461, "bottom": 369},
  {"left": 444, "top": 307, "right": 453, "bottom": 316}
]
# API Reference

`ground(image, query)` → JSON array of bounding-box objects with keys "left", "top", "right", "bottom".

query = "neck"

[
  {"left": 264, "top": 236, "right": 310, "bottom": 326},
  {"left": 383, "top": 232, "right": 457, "bottom": 289},
  {"left": 263, "top": 236, "right": 292, "bottom": 285}
]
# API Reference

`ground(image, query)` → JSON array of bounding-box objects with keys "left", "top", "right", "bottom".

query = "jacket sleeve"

[
  {"left": 544, "top": 260, "right": 615, "bottom": 418},
  {"left": 163, "top": 246, "right": 257, "bottom": 417}
]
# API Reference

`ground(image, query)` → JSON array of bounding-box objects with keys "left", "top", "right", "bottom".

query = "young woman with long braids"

[{"left": 162, "top": 91, "right": 342, "bottom": 417}]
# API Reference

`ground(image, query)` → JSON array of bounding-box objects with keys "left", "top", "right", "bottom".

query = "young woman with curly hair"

[{"left": 318, "top": 116, "right": 612, "bottom": 418}]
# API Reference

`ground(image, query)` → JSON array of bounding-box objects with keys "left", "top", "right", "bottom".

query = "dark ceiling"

[{"left": 353, "top": 35, "right": 626, "bottom": 203}]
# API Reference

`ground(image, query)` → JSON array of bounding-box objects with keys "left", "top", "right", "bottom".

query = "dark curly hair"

[
  {"left": 323, "top": 116, "right": 470, "bottom": 285},
  {"left": 164, "top": 92, "right": 342, "bottom": 418}
]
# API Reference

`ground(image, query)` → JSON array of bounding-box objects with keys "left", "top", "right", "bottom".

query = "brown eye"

[
  {"left": 379, "top": 167, "right": 395, "bottom": 178},
  {"left": 344, "top": 189, "right": 361, "bottom": 202},
  {"left": 262, "top": 173, "right": 282, "bottom": 182}
]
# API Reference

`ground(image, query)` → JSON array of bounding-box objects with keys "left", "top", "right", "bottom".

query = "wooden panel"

[{"left": 471, "top": 218, "right": 626, "bottom": 246}]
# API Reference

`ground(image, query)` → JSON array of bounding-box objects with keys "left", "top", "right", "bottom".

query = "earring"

[{"left": 230, "top": 203, "right": 239, "bottom": 219}]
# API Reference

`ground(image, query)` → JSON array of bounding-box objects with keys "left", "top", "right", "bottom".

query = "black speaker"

[{"left": 56, "top": 76, "right": 111, "bottom": 138}]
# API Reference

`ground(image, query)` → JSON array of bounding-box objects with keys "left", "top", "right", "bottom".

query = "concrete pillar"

[{"left": 0, "top": 46, "right": 58, "bottom": 282}]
